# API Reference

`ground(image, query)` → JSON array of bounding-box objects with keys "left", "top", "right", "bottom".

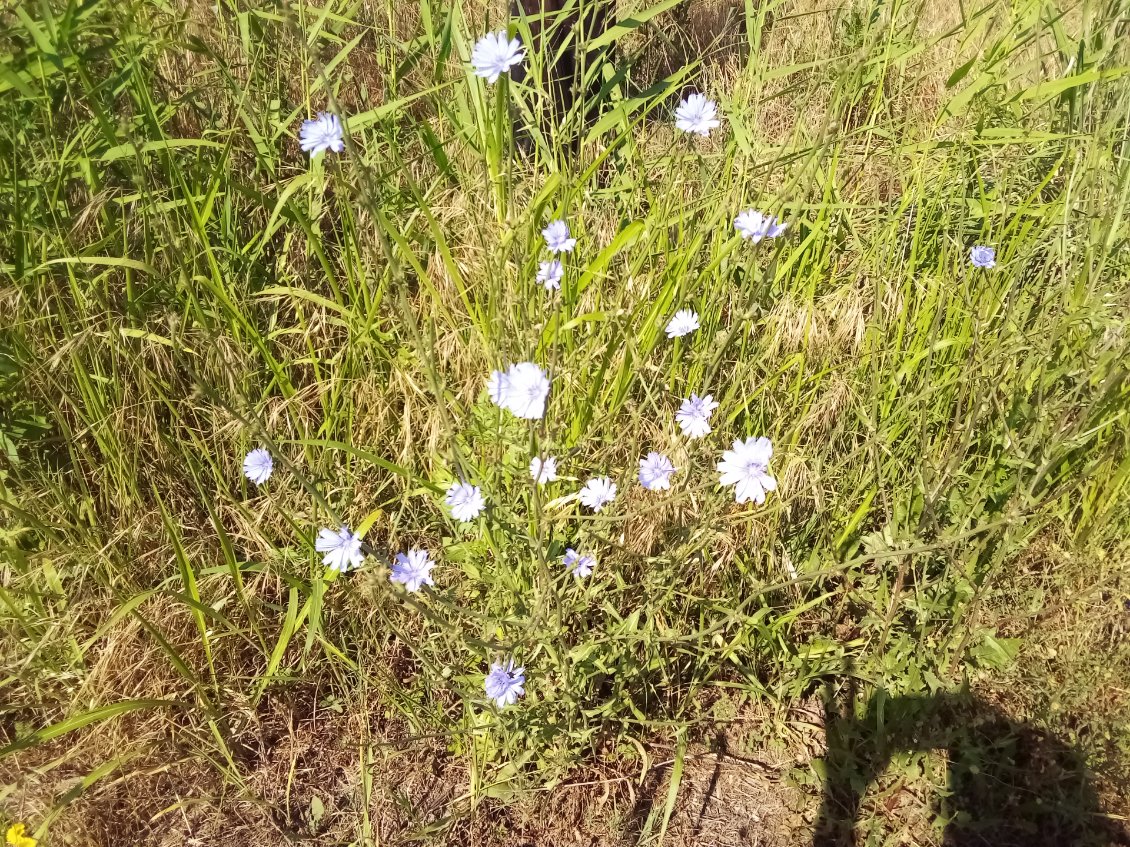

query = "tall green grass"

[{"left": 2, "top": 0, "right": 1129, "bottom": 840}]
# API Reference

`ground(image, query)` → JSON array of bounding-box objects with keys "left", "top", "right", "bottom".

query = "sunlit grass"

[{"left": 1, "top": 0, "right": 1128, "bottom": 841}]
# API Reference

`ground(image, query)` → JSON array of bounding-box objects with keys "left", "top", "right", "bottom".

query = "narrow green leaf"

[
  {"left": 586, "top": 0, "right": 684, "bottom": 51},
  {"left": 0, "top": 700, "right": 179, "bottom": 758},
  {"left": 99, "top": 138, "right": 225, "bottom": 162}
]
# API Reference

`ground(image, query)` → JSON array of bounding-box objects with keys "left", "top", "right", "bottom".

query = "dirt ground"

[
  {"left": 6, "top": 687, "right": 1128, "bottom": 847},
  {"left": 0, "top": 691, "right": 821, "bottom": 846}
]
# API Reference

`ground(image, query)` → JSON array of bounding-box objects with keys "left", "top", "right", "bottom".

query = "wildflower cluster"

[{"left": 267, "top": 22, "right": 998, "bottom": 716}]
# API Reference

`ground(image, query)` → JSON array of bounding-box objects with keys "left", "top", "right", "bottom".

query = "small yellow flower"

[{"left": 6, "top": 823, "right": 36, "bottom": 847}]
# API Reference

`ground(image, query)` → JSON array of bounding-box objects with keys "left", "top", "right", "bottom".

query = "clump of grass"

[{"left": 2, "top": 0, "right": 1129, "bottom": 842}]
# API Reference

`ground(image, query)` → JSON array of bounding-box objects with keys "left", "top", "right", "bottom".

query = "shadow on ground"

[{"left": 814, "top": 683, "right": 1130, "bottom": 847}]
